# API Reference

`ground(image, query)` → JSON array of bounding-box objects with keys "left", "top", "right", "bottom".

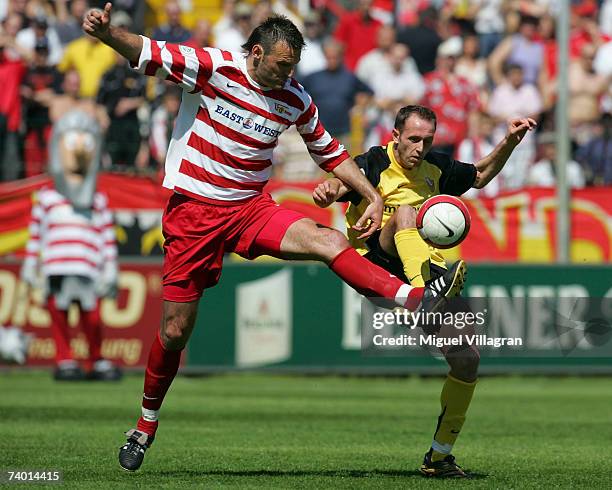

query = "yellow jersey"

[
  {"left": 58, "top": 38, "right": 117, "bottom": 98},
  {"left": 340, "top": 142, "right": 476, "bottom": 267}
]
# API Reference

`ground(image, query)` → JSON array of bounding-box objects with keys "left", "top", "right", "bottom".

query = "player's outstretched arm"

[
  {"left": 472, "top": 117, "right": 537, "bottom": 189},
  {"left": 330, "top": 159, "right": 383, "bottom": 239},
  {"left": 82, "top": 2, "right": 142, "bottom": 64},
  {"left": 312, "top": 178, "right": 350, "bottom": 208}
]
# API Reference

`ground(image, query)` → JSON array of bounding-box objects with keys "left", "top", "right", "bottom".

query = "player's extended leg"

[
  {"left": 378, "top": 205, "right": 432, "bottom": 287},
  {"left": 275, "top": 218, "right": 424, "bottom": 310},
  {"left": 119, "top": 299, "right": 199, "bottom": 471}
]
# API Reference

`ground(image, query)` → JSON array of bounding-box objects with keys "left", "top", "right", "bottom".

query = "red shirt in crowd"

[
  {"left": 333, "top": 11, "right": 382, "bottom": 71},
  {"left": 420, "top": 72, "right": 481, "bottom": 148},
  {"left": 0, "top": 53, "right": 26, "bottom": 132}
]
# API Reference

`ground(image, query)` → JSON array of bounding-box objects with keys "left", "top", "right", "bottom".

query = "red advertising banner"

[
  {"left": 0, "top": 262, "right": 163, "bottom": 367},
  {"left": 0, "top": 174, "right": 610, "bottom": 263}
]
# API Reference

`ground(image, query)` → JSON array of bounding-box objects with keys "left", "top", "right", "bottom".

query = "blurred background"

[{"left": 0, "top": 0, "right": 610, "bottom": 374}]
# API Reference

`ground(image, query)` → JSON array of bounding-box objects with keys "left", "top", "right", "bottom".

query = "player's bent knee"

[
  {"left": 161, "top": 307, "right": 197, "bottom": 350},
  {"left": 446, "top": 346, "right": 480, "bottom": 381},
  {"left": 395, "top": 205, "right": 417, "bottom": 228}
]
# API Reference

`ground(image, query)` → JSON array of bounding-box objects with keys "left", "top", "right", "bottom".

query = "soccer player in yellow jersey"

[{"left": 313, "top": 105, "right": 536, "bottom": 478}]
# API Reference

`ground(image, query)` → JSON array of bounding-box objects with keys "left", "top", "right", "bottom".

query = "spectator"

[
  {"left": 488, "top": 63, "right": 542, "bottom": 189},
  {"left": 55, "top": 0, "right": 89, "bottom": 46},
  {"left": 185, "top": 19, "right": 212, "bottom": 49},
  {"left": 50, "top": 69, "right": 109, "bottom": 130},
  {"left": 569, "top": 1, "right": 610, "bottom": 60},
  {"left": 527, "top": 132, "right": 586, "bottom": 188},
  {"left": 251, "top": 0, "right": 273, "bottom": 27},
  {"left": 214, "top": 2, "right": 252, "bottom": 52},
  {"left": 96, "top": 52, "right": 146, "bottom": 168},
  {"left": 454, "top": 34, "right": 487, "bottom": 91},
  {"left": 57, "top": 34, "right": 116, "bottom": 98},
  {"left": 356, "top": 25, "right": 419, "bottom": 87},
  {"left": 302, "top": 40, "right": 373, "bottom": 149},
  {"left": 538, "top": 13, "right": 558, "bottom": 112},
  {"left": 489, "top": 14, "right": 544, "bottom": 86},
  {"left": 371, "top": 43, "right": 424, "bottom": 109},
  {"left": 473, "top": 0, "right": 505, "bottom": 57},
  {"left": 16, "top": 13, "right": 63, "bottom": 65},
  {"left": 420, "top": 36, "right": 481, "bottom": 156},
  {"left": 0, "top": 12, "right": 30, "bottom": 61},
  {"left": 575, "top": 113, "right": 612, "bottom": 185},
  {"left": 213, "top": 0, "right": 237, "bottom": 42},
  {"left": 152, "top": 1, "right": 190, "bottom": 44},
  {"left": 296, "top": 11, "right": 325, "bottom": 79},
  {"left": 458, "top": 111, "right": 498, "bottom": 197},
  {"left": 333, "top": 0, "right": 383, "bottom": 72},
  {"left": 0, "top": 31, "right": 26, "bottom": 181},
  {"left": 397, "top": 7, "right": 442, "bottom": 75},
  {"left": 569, "top": 43, "right": 611, "bottom": 140},
  {"left": 21, "top": 38, "right": 58, "bottom": 177},
  {"left": 150, "top": 85, "right": 181, "bottom": 171}
]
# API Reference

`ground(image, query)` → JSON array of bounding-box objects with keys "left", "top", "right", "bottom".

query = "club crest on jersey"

[
  {"left": 179, "top": 45, "right": 194, "bottom": 55},
  {"left": 274, "top": 102, "right": 291, "bottom": 116},
  {"left": 425, "top": 177, "right": 435, "bottom": 190}
]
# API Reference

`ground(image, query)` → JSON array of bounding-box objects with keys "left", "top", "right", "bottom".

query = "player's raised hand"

[
  {"left": 313, "top": 179, "right": 341, "bottom": 208},
  {"left": 506, "top": 117, "right": 537, "bottom": 146},
  {"left": 83, "top": 2, "right": 112, "bottom": 40},
  {"left": 353, "top": 197, "right": 382, "bottom": 240}
]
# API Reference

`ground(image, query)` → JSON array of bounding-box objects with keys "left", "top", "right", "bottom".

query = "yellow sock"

[
  {"left": 393, "top": 228, "right": 431, "bottom": 287},
  {"left": 431, "top": 375, "right": 477, "bottom": 462}
]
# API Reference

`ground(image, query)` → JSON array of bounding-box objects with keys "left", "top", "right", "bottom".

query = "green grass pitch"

[{"left": 1, "top": 371, "right": 611, "bottom": 488}]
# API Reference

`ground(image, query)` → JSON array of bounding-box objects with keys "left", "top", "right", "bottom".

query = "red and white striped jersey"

[
  {"left": 23, "top": 188, "right": 117, "bottom": 280},
  {"left": 132, "top": 36, "right": 350, "bottom": 205}
]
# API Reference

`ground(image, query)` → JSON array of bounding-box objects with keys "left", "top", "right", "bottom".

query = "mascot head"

[{"left": 49, "top": 110, "right": 102, "bottom": 208}]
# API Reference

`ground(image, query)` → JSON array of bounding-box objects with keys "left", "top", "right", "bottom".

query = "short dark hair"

[
  {"left": 242, "top": 15, "right": 305, "bottom": 54},
  {"left": 394, "top": 105, "right": 437, "bottom": 131},
  {"left": 503, "top": 62, "right": 523, "bottom": 75}
]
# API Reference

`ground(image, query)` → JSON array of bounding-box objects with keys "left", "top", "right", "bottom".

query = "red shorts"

[{"left": 162, "top": 192, "right": 304, "bottom": 302}]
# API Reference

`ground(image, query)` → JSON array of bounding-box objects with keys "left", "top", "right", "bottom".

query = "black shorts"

[{"left": 363, "top": 229, "right": 447, "bottom": 285}]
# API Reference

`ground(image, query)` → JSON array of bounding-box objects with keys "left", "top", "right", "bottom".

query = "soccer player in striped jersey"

[
  {"left": 21, "top": 110, "right": 121, "bottom": 381},
  {"left": 313, "top": 105, "right": 537, "bottom": 477},
  {"left": 83, "top": 4, "right": 466, "bottom": 472}
]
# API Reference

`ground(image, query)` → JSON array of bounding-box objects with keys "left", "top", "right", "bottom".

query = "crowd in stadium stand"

[{"left": 0, "top": 0, "right": 611, "bottom": 191}]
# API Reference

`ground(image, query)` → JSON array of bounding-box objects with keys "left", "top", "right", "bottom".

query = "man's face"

[
  {"left": 392, "top": 115, "right": 436, "bottom": 169},
  {"left": 253, "top": 41, "right": 300, "bottom": 89},
  {"left": 508, "top": 67, "right": 523, "bottom": 88}
]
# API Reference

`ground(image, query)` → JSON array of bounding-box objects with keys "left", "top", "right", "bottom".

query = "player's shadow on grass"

[{"left": 154, "top": 469, "right": 488, "bottom": 479}]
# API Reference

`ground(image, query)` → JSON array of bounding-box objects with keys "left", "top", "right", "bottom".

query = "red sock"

[
  {"left": 136, "top": 417, "right": 159, "bottom": 438},
  {"left": 47, "top": 296, "right": 73, "bottom": 363},
  {"left": 81, "top": 302, "right": 102, "bottom": 363},
  {"left": 329, "top": 247, "right": 423, "bottom": 310},
  {"left": 141, "top": 331, "right": 182, "bottom": 412}
]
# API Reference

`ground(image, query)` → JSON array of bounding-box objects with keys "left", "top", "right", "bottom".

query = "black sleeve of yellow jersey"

[
  {"left": 336, "top": 146, "right": 390, "bottom": 205},
  {"left": 426, "top": 151, "right": 478, "bottom": 196}
]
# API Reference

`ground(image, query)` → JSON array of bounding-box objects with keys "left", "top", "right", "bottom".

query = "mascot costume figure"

[{"left": 21, "top": 110, "right": 122, "bottom": 381}]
